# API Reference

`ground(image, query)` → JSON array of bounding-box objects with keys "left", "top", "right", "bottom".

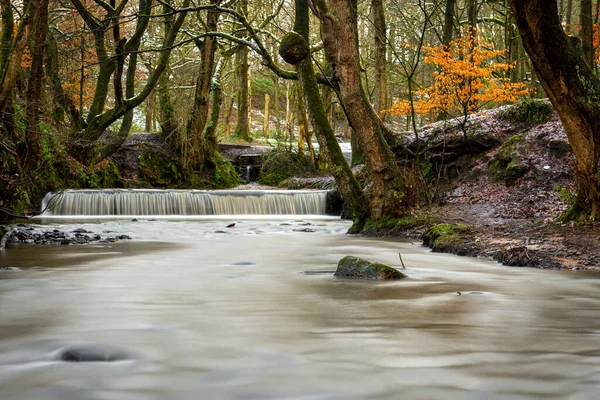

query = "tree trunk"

[
  {"left": 234, "top": 0, "right": 251, "bottom": 141},
  {"left": 566, "top": 0, "right": 574, "bottom": 32},
  {"left": 45, "top": 28, "right": 84, "bottom": 131},
  {"left": 157, "top": 64, "right": 177, "bottom": 139},
  {"left": 157, "top": 2, "right": 177, "bottom": 141},
  {"left": 23, "top": 0, "right": 49, "bottom": 171},
  {"left": 371, "top": 0, "right": 387, "bottom": 113},
  {"left": 314, "top": 0, "right": 406, "bottom": 220},
  {"left": 442, "top": 0, "right": 457, "bottom": 46},
  {"left": 509, "top": 0, "right": 600, "bottom": 219},
  {"left": 186, "top": 1, "right": 220, "bottom": 169},
  {"left": 296, "top": 84, "right": 307, "bottom": 156},
  {"left": 280, "top": 0, "right": 369, "bottom": 222},
  {"left": 223, "top": 97, "right": 234, "bottom": 137},
  {"left": 467, "top": 0, "right": 478, "bottom": 28},
  {"left": 263, "top": 93, "right": 270, "bottom": 138},
  {"left": 0, "top": 0, "right": 14, "bottom": 83},
  {"left": 145, "top": 91, "right": 154, "bottom": 132},
  {"left": 204, "top": 58, "right": 226, "bottom": 147},
  {"left": 581, "top": 0, "right": 594, "bottom": 67},
  {"left": 0, "top": 1, "right": 32, "bottom": 126}
]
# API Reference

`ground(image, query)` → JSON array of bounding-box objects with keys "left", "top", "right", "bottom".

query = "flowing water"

[
  {"left": 41, "top": 190, "right": 330, "bottom": 217},
  {"left": 1, "top": 217, "right": 600, "bottom": 399}
]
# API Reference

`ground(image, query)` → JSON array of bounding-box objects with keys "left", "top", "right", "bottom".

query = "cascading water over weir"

[{"left": 40, "top": 189, "right": 333, "bottom": 217}]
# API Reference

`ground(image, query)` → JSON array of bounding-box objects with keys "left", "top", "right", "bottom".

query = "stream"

[{"left": 1, "top": 218, "right": 600, "bottom": 399}]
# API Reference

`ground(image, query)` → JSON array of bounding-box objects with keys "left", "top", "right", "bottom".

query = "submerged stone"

[
  {"left": 334, "top": 256, "right": 407, "bottom": 280},
  {"left": 58, "top": 345, "right": 130, "bottom": 362}
]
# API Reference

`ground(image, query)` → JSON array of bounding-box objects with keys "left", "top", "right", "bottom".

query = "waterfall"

[{"left": 40, "top": 189, "right": 330, "bottom": 216}]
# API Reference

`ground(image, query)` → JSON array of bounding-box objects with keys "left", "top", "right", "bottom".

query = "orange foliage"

[{"left": 386, "top": 28, "right": 530, "bottom": 119}]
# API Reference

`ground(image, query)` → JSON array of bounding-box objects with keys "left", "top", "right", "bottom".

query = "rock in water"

[
  {"left": 334, "top": 256, "right": 407, "bottom": 280},
  {"left": 58, "top": 345, "right": 130, "bottom": 362}
]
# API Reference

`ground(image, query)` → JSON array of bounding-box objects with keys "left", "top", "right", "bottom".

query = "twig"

[{"left": 398, "top": 252, "right": 406, "bottom": 269}]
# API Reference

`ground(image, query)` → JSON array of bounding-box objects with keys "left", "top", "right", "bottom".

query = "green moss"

[
  {"left": 488, "top": 133, "right": 528, "bottom": 185},
  {"left": 206, "top": 152, "right": 240, "bottom": 188},
  {"left": 138, "top": 148, "right": 240, "bottom": 189},
  {"left": 138, "top": 150, "right": 182, "bottom": 187},
  {"left": 259, "top": 148, "right": 312, "bottom": 186},
  {"left": 497, "top": 98, "right": 553, "bottom": 125},
  {"left": 334, "top": 256, "right": 407, "bottom": 280},
  {"left": 278, "top": 32, "right": 309, "bottom": 65},
  {"left": 423, "top": 223, "right": 472, "bottom": 253},
  {"left": 359, "top": 215, "right": 433, "bottom": 235}
]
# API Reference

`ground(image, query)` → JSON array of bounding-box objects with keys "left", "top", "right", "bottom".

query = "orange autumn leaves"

[{"left": 386, "top": 28, "right": 530, "bottom": 119}]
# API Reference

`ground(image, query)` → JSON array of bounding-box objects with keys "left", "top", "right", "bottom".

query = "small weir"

[{"left": 40, "top": 189, "right": 331, "bottom": 216}]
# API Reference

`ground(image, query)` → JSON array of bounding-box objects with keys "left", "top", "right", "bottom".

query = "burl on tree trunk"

[{"left": 509, "top": 0, "right": 600, "bottom": 219}]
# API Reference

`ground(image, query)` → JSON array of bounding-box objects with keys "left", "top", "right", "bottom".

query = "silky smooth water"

[
  {"left": 41, "top": 189, "right": 330, "bottom": 216},
  {"left": 1, "top": 219, "right": 600, "bottom": 399}
]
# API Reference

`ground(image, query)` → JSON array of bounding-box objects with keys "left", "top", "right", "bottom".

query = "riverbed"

[{"left": 1, "top": 218, "right": 600, "bottom": 399}]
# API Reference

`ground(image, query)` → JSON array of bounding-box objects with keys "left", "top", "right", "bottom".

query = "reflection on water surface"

[{"left": 1, "top": 219, "right": 599, "bottom": 399}]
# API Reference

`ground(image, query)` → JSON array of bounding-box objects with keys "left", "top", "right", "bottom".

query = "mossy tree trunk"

[
  {"left": 204, "top": 56, "right": 227, "bottom": 150},
  {"left": 234, "top": 0, "right": 251, "bottom": 141},
  {"left": 295, "top": 82, "right": 307, "bottom": 156},
  {"left": 509, "top": 0, "right": 600, "bottom": 219},
  {"left": 314, "top": 0, "right": 406, "bottom": 220},
  {"left": 279, "top": 0, "right": 369, "bottom": 222},
  {"left": 372, "top": 0, "right": 388, "bottom": 113},
  {"left": 22, "top": 0, "right": 49, "bottom": 172},
  {"left": 0, "top": 0, "right": 32, "bottom": 137},
  {"left": 186, "top": 0, "right": 221, "bottom": 169}
]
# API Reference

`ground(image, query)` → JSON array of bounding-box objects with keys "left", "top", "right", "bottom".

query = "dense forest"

[{"left": 2, "top": 0, "right": 600, "bottom": 227}]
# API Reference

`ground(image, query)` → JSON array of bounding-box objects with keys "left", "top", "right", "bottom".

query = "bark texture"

[
  {"left": 281, "top": 0, "right": 369, "bottom": 221},
  {"left": 509, "top": 0, "right": 600, "bottom": 218},
  {"left": 23, "top": 0, "right": 50, "bottom": 171},
  {"left": 315, "top": 0, "right": 406, "bottom": 220},
  {"left": 442, "top": 0, "right": 456, "bottom": 46},
  {"left": 186, "top": 1, "right": 220, "bottom": 168},
  {"left": 580, "top": 0, "right": 594, "bottom": 67},
  {"left": 372, "top": 0, "right": 388, "bottom": 112},
  {"left": 234, "top": 0, "right": 251, "bottom": 141}
]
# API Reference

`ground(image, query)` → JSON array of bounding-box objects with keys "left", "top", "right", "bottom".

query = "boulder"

[{"left": 334, "top": 256, "right": 407, "bottom": 280}]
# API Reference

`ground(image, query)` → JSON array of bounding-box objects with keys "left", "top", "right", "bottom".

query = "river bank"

[{"left": 362, "top": 104, "right": 599, "bottom": 271}]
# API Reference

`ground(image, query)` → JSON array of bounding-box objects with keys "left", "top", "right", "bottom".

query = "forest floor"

[{"left": 393, "top": 106, "right": 600, "bottom": 270}]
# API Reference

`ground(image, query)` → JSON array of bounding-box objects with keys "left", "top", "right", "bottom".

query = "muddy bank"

[{"left": 420, "top": 204, "right": 600, "bottom": 270}]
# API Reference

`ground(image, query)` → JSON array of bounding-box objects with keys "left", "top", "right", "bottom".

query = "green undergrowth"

[
  {"left": 1, "top": 151, "right": 123, "bottom": 220},
  {"left": 139, "top": 149, "right": 239, "bottom": 189},
  {"left": 422, "top": 223, "right": 473, "bottom": 254},
  {"left": 354, "top": 215, "right": 434, "bottom": 236}
]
